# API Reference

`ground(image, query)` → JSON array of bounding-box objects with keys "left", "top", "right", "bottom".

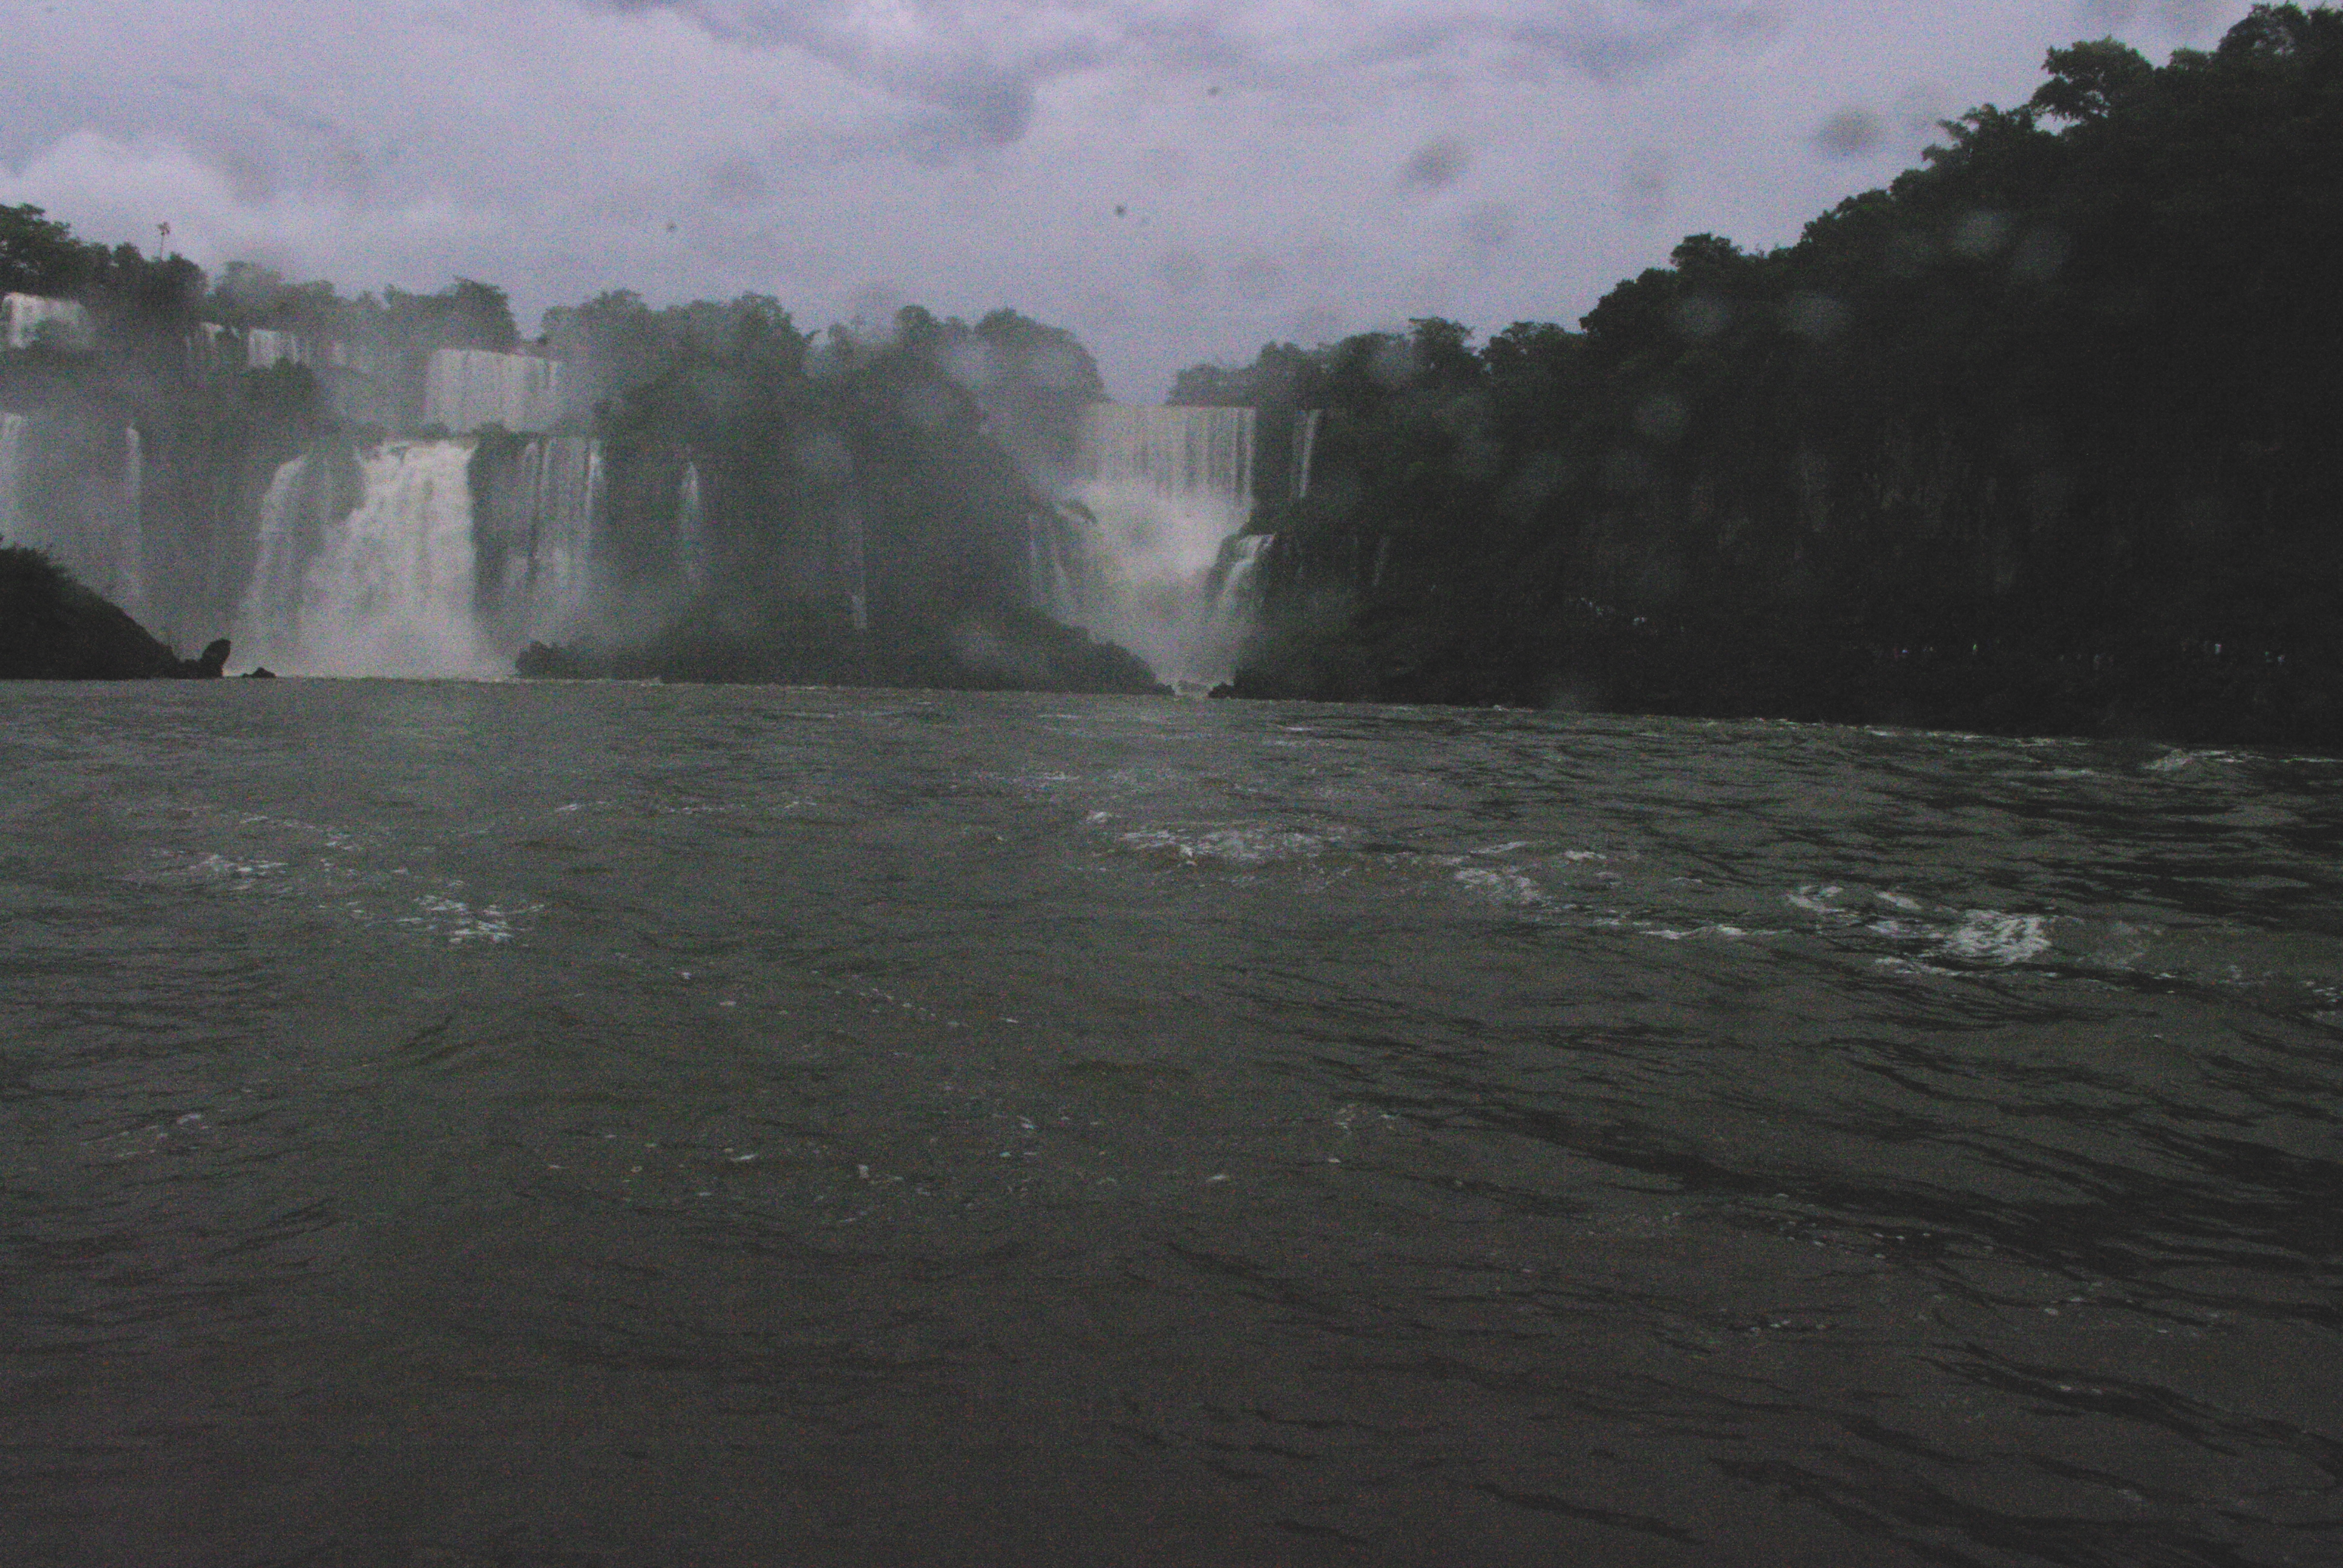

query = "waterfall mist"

[{"left": 1046, "top": 403, "right": 1276, "bottom": 693}]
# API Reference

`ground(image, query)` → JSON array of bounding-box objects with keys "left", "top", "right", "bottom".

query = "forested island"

[{"left": 3, "top": 5, "right": 2339, "bottom": 745}]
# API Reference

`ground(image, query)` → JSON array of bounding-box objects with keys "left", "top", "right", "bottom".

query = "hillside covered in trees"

[{"left": 1194, "top": 5, "right": 2343, "bottom": 746}]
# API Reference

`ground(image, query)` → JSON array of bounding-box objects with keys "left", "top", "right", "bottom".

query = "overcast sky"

[{"left": 2, "top": 0, "right": 2253, "bottom": 399}]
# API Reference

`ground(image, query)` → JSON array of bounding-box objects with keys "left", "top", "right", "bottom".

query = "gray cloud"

[
  {"left": 0, "top": 0, "right": 2269, "bottom": 400},
  {"left": 593, "top": 0, "right": 1110, "bottom": 151},
  {"left": 1399, "top": 138, "right": 1472, "bottom": 194}
]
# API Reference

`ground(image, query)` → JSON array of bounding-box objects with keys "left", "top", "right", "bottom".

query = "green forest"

[{"left": 1190, "top": 5, "right": 2343, "bottom": 744}]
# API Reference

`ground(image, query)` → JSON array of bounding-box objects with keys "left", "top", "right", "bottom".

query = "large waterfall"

[
  {"left": 1060, "top": 403, "right": 1264, "bottom": 690},
  {"left": 251, "top": 441, "right": 489, "bottom": 677},
  {"left": 3, "top": 293, "right": 93, "bottom": 352},
  {"left": 234, "top": 456, "right": 323, "bottom": 666},
  {"left": 499, "top": 437, "right": 603, "bottom": 640},
  {"left": 247, "top": 329, "right": 303, "bottom": 371},
  {"left": 425, "top": 350, "right": 565, "bottom": 433}
]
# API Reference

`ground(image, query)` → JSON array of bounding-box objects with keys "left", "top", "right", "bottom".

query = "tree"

[{"left": 0, "top": 204, "right": 105, "bottom": 296}]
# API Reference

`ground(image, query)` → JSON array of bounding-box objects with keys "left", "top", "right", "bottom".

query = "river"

[{"left": 4, "top": 681, "right": 2338, "bottom": 1566}]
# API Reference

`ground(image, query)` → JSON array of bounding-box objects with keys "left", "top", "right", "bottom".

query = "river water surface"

[{"left": 4, "top": 682, "right": 2339, "bottom": 1566}]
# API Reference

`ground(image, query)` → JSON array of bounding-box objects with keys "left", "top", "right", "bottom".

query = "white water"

[
  {"left": 4, "top": 293, "right": 93, "bottom": 352},
  {"left": 1181, "top": 533, "right": 1275, "bottom": 690},
  {"left": 1063, "top": 403, "right": 1257, "bottom": 687},
  {"left": 247, "top": 329, "right": 303, "bottom": 370},
  {"left": 0, "top": 413, "right": 28, "bottom": 544},
  {"left": 116, "top": 425, "right": 145, "bottom": 616},
  {"left": 1291, "top": 410, "right": 1322, "bottom": 500},
  {"left": 505, "top": 437, "right": 602, "bottom": 639},
  {"left": 677, "top": 462, "right": 709, "bottom": 591},
  {"left": 425, "top": 350, "right": 564, "bottom": 433},
  {"left": 233, "top": 456, "right": 319, "bottom": 668},
  {"left": 276, "top": 441, "right": 490, "bottom": 676}
]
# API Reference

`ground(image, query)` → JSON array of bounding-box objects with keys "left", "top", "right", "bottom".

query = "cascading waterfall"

[
  {"left": 505, "top": 437, "right": 602, "bottom": 638},
  {"left": 247, "top": 329, "right": 303, "bottom": 370},
  {"left": 425, "top": 350, "right": 564, "bottom": 433},
  {"left": 1062, "top": 403, "right": 1257, "bottom": 689},
  {"left": 1291, "top": 409, "right": 1322, "bottom": 500},
  {"left": 1180, "top": 532, "right": 1275, "bottom": 689},
  {"left": 4, "top": 293, "right": 93, "bottom": 352},
  {"left": 116, "top": 425, "right": 145, "bottom": 615},
  {"left": 839, "top": 507, "right": 869, "bottom": 632},
  {"left": 275, "top": 441, "right": 488, "bottom": 676},
  {"left": 234, "top": 456, "right": 320, "bottom": 667},
  {"left": 0, "top": 413, "right": 28, "bottom": 544},
  {"left": 676, "top": 462, "right": 709, "bottom": 591}
]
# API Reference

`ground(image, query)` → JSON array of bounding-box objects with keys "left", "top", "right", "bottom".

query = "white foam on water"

[
  {"left": 396, "top": 894, "right": 540, "bottom": 946},
  {"left": 1451, "top": 865, "right": 1547, "bottom": 906},
  {"left": 1788, "top": 884, "right": 1846, "bottom": 916},
  {"left": 1938, "top": 910, "right": 2053, "bottom": 966},
  {"left": 152, "top": 852, "right": 288, "bottom": 889},
  {"left": 1115, "top": 824, "right": 1334, "bottom": 867},
  {"left": 2145, "top": 749, "right": 2243, "bottom": 774}
]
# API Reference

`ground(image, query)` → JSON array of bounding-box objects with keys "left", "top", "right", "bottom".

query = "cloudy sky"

[{"left": 2, "top": 0, "right": 2251, "bottom": 398}]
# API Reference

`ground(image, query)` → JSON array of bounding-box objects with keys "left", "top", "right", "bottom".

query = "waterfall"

[
  {"left": 272, "top": 440, "right": 488, "bottom": 676},
  {"left": 0, "top": 413, "right": 28, "bottom": 544},
  {"left": 116, "top": 425, "right": 145, "bottom": 615},
  {"left": 838, "top": 506, "right": 868, "bottom": 631},
  {"left": 424, "top": 350, "right": 564, "bottom": 433},
  {"left": 676, "top": 461, "right": 709, "bottom": 591},
  {"left": 1063, "top": 402, "right": 1256, "bottom": 688},
  {"left": 247, "top": 328, "right": 303, "bottom": 370},
  {"left": 1180, "top": 533, "right": 1275, "bottom": 690},
  {"left": 506, "top": 437, "right": 602, "bottom": 638},
  {"left": 187, "top": 322, "right": 229, "bottom": 374},
  {"left": 234, "top": 455, "right": 320, "bottom": 667},
  {"left": 1291, "top": 409, "right": 1322, "bottom": 500},
  {"left": 3, "top": 293, "right": 93, "bottom": 352}
]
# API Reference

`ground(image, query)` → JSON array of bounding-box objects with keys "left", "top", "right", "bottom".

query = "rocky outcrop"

[
  {"left": 0, "top": 544, "right": 229, "bottom": 681},
  {"left": 1, "top": 544, "right": 179, "bottom": 678}
]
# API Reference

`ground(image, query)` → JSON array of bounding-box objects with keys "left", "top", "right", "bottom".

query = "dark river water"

[{"left": 4, "top": 682, "right": 2340, "bottom": 1567}]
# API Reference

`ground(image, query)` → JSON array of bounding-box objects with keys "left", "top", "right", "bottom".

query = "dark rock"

[
  {"left": 180, "top": 638, "right": 231, "bottom": 679},
  {"left": 243, "top": 666, "right": 277, "bottom": 679},
  {"left": 0, "top": 544, "right": 181, "bottom": 679}
]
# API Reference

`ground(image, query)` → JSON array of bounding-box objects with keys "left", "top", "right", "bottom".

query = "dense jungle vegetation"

[{"left": 1193, "top": 5, "right": 2343, "bottom": 744}]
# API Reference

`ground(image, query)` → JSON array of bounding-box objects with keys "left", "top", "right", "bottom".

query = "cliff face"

[{"left": 0, "top": 545, "right": 183, "bottom": 679}]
